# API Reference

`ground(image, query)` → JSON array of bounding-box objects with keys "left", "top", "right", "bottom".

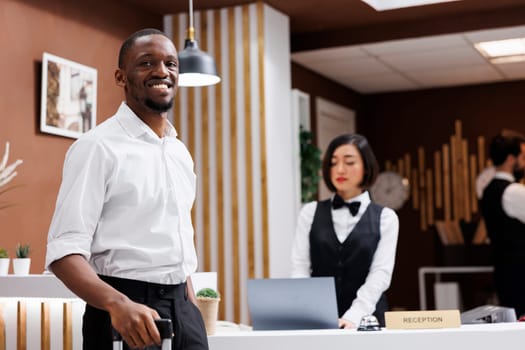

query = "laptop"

[{"left": 247, "top": 277, "right": 339, "bottom": 330}]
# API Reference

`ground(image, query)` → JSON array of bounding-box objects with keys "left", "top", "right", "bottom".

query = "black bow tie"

[{"left": 332, "top": 195, "right": 361, "bottom": 216}]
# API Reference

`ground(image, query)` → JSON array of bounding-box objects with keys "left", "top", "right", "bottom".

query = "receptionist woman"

[{"left": 291, "top": 133, "right": 399, "bottom": 328}]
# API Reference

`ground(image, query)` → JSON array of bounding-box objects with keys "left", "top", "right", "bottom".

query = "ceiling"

[{"left": 123, "top": 0, "right": 525, "bottom": 94}]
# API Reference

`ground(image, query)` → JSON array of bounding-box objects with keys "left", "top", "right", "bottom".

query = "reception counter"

[{"left": 209, "top": 322, "right": 525, "bottom": 350}]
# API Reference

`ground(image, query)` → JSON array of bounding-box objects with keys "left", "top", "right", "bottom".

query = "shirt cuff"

[{"left": 45, "top": 233, "right": 92, "bottom": 271}]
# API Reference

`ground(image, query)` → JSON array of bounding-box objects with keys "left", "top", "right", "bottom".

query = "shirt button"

[{"left": 159, "top": 288, "right": 165, "bottom": 296}]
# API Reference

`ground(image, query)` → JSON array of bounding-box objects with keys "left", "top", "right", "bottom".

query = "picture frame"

[{"left": 40, "top": 52, "right": 97, "bottom": 139}]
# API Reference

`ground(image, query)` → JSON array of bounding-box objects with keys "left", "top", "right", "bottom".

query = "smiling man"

[{"left": 45, "top": 29, "right": 208, "bottom": 350}]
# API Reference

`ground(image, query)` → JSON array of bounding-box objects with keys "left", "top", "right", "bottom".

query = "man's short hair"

[
  {"left": 489, "top": 134, "right": 525, "bottom": 166},
  {"left": 118, "top": 28, "right": 169, "bottom": 68}
]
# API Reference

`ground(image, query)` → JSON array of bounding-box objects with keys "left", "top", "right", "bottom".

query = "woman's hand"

[{"left": 338, "top": 318, "right": 355, "bottom": 329}]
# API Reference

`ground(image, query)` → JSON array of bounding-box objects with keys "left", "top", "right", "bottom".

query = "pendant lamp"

[{"left": 178, "top": 0, "right": 221, "bottom": 87}]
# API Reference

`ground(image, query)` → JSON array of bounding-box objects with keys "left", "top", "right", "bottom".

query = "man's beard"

[
  {"left": 145, "top": 98, "right": 174, "bottom": 113},
  {"left": 513, "top": 163, "right": 525, "bottom": 182}
]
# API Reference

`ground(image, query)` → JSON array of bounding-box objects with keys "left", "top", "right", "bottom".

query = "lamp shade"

[{"left": 178, "top": 39, "right": 221, "bottom": 87}]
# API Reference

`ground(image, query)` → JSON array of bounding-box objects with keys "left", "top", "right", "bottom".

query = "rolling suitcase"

[{"left": 112, "top": 318, "right": 173, "bottom": 350}]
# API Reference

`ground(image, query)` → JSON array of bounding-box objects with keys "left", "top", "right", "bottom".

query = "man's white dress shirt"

[
  {"left": 46, "top": 103, "right": 197, "bottom": 285},
  {"left": 291, "top": 191, "right": 399, "bottom": 325}
]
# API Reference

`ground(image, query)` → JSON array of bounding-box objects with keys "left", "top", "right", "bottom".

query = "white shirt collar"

[
  {"left": 494, "top": 171, "right": 515, "bottom": 182},
  {"left": 116, "top": 102, "right": 178, "bottom": 140}
]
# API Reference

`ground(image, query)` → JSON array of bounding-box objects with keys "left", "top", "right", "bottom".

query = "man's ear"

[{"left": 115, "top": 69, "right": 126, "bottom": 87}]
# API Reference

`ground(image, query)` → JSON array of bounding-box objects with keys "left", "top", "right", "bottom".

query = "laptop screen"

[{"left": 247, "top": 277, "right": 339, "bottom": 330}]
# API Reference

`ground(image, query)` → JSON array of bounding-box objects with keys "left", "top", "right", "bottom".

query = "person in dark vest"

[
  {"left": 480, "top": 134, "right": 525, "bottom": 318},
  {"left": 291, "top": 134, "right": 399, "bottom": 328}
]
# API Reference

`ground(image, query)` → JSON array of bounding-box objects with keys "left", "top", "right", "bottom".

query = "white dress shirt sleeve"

[
  {"left": 502, "top": 183, "right": 525, "bottom": 223},
  {"left": 290, "top": 202, "right": 317, "bottom": 278},
  {"left": 341, "top": 207, "right": 399, "bottom": 325},
  {"left": 45, "top": 137, "right": 109, "bottom": 270}
]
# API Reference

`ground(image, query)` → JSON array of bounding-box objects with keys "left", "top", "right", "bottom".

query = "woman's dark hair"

[{"left": 322, "top": 133, "right": 379, "bottom": 192}]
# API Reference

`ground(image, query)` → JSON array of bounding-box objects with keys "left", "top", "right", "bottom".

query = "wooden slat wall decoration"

[
  {"left": 63, "top": 302, "right": 73, "bottom": 350},
  {"left": 17, "top": 301, "right": 26, "bottom": 350},
  {"left": 461, "top": 139, "right": 471, "bottom": 222},
  {"left": 397, "top": 158, "right": 404, "bottom": 177},
  {"left": 450, "top": 135, "right": 459, "bottom": 221},
  {"left": 257, "top": 1, "right": 270, "bottom": 280},
  {"left": 383, "top": 120, "right": 491, "bottom": 241},
  {"left": 470, "top": 154, "right": 478, "bottom": 213},
  {"left": 227, "top": 6, "right": 240, "bottom": 323},
  {"left": 426, "top": 169, "right": 434, "bottom": 226},
  {"left": 434, "top": 151, "right": 442, "bottom": 208},
  {"left": 477, "top": 136, "right": 485, "bottom": 172},
  {"left": 404, "top": 153, "right": 411, "bottom": 186},
  {"left": 167, "top": 2, "right": 271, "bottom": 324},
  {"left": 212, "top": 9, "right": 225, "bottom": 321},
  {"left": 40, "top": 302, "right": 50, "bottom": 350},
  {"left": 201, "top": 10, "right": 212, "bottom": 273},
  {"left": 242, "top": 4, "right": 256, "bottom": 280},
  {"left": 442, "top": 143, "right": 452, "bottom": 222},
  {"left": 412, "top": 168, "right": 419, "bottom": 210}
]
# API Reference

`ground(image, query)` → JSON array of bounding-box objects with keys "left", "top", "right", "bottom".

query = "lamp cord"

[{"left": 189, "top": 0, "right": 194, "bottom": 29}]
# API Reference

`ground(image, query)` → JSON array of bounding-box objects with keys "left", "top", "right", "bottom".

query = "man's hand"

[
  {"left": 108, "top": 298, "right": 161, "bottom": 349},
  {"left": 50, "top": 255, "right": 162, "bottom": 348}
]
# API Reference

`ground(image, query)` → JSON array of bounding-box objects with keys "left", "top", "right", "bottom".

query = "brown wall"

[{"left": 0, "top": 0, "right": 161, "bottom": 272}]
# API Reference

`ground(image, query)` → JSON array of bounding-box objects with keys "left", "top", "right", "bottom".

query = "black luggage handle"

[{"left": 112, "top": 319, "right": 173, "bottom": 350}]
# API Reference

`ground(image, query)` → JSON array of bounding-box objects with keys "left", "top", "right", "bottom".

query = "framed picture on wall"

[{"left": 40, "top": 52, "right": 97, "bottom": 139}]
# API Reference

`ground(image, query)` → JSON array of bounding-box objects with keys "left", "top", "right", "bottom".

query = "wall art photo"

[{"left": 40, "top": 52, "right": 97, "bottom": 139}]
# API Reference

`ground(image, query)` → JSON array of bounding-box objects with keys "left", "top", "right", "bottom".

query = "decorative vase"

[
  {"left": 13, "top": 258, "right": 30, "bottom": 275},
  {"left": 196, "top": 297, "right": 220, "bottom": 335},
  {"left": 0, "top": 258, "right": 10, "bottom": 275}
]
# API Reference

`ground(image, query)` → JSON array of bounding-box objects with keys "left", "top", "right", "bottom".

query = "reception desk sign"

[{"left": 385, "top": 310, "right": 461, "bottom": 329}]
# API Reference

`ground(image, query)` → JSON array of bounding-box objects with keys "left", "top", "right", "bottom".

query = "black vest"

[
  {"left": 480, "top": 178, "right": 525, "bottom": 265},
  {"left": 309, "top": 199, "right": 387, "bottom": 322}
]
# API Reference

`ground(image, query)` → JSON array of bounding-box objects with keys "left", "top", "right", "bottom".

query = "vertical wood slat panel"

[
  {"left": 201, "top": 11, "right": 211, "bottom": 273},
  {"left": 63, "top": 302, "right": 73, "bottom": 350},
  {"left": 412, "top": 168, "right": 419, "bottom": 210},
  {"left": 462, "top": 139, "right": 471, "bottom": 222},
  {"left": 426, "top": 169, "right": 434, "bottom": 226},
  {"left": 477, "top": 136, "right": 485, "bottom": 172},
  {"left": 242, "top": 5, "right": 256, "bottom": 279},
  {"left": 257, "top": 1, "right": 270, "bottom": 278},
  {"left": 228, "top": 7, "right": 241, "bottom": 322},
  {"left": 470, "top": 154, "right": 478, "bottom": 213},
  {"left": 213, "top": 9, "right": 226, "bottom": 321},
  {"left": 40, "top": 302, "right": 50, "bottom": 350},
  {"left": 397, "top": 158, "right": 404, "bottom": 177},
  {"left": 172, "top": 15, "right": 181, "bottom": 134},
  {"left": 450, "top": 135, "right": 459, "bottom": 221},
  {"left": 17, "top": 301, "right": 26, "bottom": 350},
  {"left": 442, "top": 144, "right": 451, "bottom": 222},
  {"left": 404, "top": 153, "right": 411, "bottom": 187},
  {"left": 0, "top": 303, "right": 5, "bottom": 350},
  {"left": 434, "top": 151, "right": 442, "bottom": 208}
]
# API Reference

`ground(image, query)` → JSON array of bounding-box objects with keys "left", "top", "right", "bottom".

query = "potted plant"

[
  {"left": 13, "top": 243, "right": 30, "bottom": 275},
  {"left": 300, "top": 128, "right": 321, "bottom": 203},
  {"left": 0, "top": 247, "right": 9, "bottom": 275},
  {"left": 196, "top": 287, "right": 221, "bottom": 335}
]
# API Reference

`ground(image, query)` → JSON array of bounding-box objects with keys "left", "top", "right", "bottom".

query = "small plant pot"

[
  {"left": 196, "top": 297, "right": 220, "bottom": 335},
  {"left": 0, "top": 258, "right": 10, "bottom": 275},
  {"left": 13, "top": 258, "right": 31, "bottom": 275}
]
